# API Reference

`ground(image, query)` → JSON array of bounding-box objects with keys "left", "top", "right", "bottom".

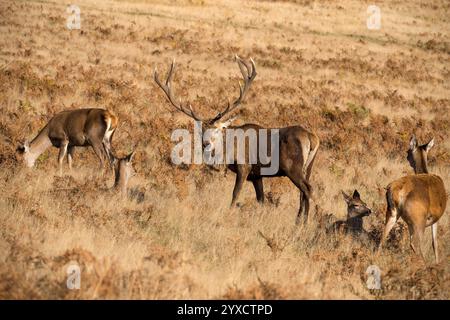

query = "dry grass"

[{"left": 0, "top": 0, "right": 449, "bottom": 299}]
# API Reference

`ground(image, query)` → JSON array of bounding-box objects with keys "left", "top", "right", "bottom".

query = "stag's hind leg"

[
  {"left": 251, "top": 178, "right": 264, "bottom": 204},
  {"left": 378, "top": 208, "right": 398, "bottom": 251},
  {"left": 285, "top": 168, "right": 311, "bottom": 224}
]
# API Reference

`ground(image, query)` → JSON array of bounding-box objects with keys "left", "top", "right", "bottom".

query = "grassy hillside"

[{"left": 0, "top": 0, "right": 448, "bottom": 299}]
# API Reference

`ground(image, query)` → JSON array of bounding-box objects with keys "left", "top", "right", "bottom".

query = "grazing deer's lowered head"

[
  {"left": 407, "top": 135, "right": 434, "bottom": 174},
  {"left": 113, "top": 151, "right": 136, "bottom": 195},
  {"left": 16, "top": 140, "right": 41, "bottom": 168}
]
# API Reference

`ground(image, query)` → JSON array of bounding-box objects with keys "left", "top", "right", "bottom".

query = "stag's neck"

[{"left": 28, "top": 126, "right": 52, "bottom": 164}]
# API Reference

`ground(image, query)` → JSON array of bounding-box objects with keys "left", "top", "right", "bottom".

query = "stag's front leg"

[
  {"left": 230, "top": 165, "right": 250, "bottom": 208},
  {"left": 58, "top": 141, "right": 69, "bottom": 176}
]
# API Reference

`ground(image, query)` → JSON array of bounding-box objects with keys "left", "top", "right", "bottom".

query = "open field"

[{"left": 0, "top": 0, "right": 449, "bottom": 299}]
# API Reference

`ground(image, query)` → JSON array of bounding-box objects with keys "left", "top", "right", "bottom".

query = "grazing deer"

[
  {"left": 327, "top": 190, "right": 372, "bottom": 239},
  {"left": 17, "top": 108, "right": 118, "bottom": 175},
  {"left": 154, "top": 56, "right": 319, "bottom": 223},
  {"left": 112, "top": 150, "right": 135, "bottom": 195},
  {"left": 379, "top": 135, "right": 447, "bottom": 263}
]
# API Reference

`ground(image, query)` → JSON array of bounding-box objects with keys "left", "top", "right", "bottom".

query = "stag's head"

[
  {"left": 407, "top": 135, "right": 434, "bottom": 174},
  {"left": 16, "top": 141, "right": 35, "bottom": 167},
  {"left": 342, "top": 190, "right": 371, "bottom": 219},
  {"left": 154, "top": 56, "right": 257, "bottom": 156}
]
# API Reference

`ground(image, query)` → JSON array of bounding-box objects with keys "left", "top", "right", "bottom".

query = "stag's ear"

[
  {"left": 409, "top": 135, "right": 418, "bottom": 150},
  {"left": 219, "top": 116, "right": 237, "bottom": 129},
  {"left": 125, "top": 150, "right": 135, "bottom": 163},
  {"left": 352, "top": 189, "right": 361, "bottom": 200},
  {"left": 342, "top": 191, "right": 351, "bottom": 204},
  {"left": 424, "top": 138, "right": 434, "bottom": 152}
]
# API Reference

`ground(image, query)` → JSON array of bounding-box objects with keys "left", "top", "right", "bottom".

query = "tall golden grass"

[{"left": 0, "top": 0, "right": 448, "bottom": 299}]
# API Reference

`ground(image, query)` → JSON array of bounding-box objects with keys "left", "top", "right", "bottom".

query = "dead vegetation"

[{"left": 0, "top": 0, "right": 449, "bottom": 299}]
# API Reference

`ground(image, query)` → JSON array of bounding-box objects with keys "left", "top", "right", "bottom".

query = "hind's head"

[
  {"left": 16, "top": 140, "right": 35, "bottom": 167},
  {"left": 342, "top": 190, "right": 371, "bottom": 219},
  {"left": 407, "top": 135, "right": 434, "bottom": 174},
  {"left": 113, "top": 150, "right": 136, "bottom": 194}
]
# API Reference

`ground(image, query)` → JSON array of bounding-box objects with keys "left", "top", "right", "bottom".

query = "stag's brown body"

[{"left": 224, "top": 123, "right": 319, "bottom": 222}]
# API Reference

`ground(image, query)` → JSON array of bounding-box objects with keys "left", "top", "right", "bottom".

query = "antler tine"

[
  {"left": 154, "top": 60, "right": 204, "bottom": 122},
  {"left": 165, "top": 59, "right": 175, "bottom": 87},
  {"left": 209, "top": 56, "right": 257, "bottom": 124}
]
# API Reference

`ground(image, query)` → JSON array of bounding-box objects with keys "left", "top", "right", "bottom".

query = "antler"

[
  {"left": 154, "top": 56, "right": 256, "bottom": 124},
  {"left": 154, "top": 60, "right": 205, "bottom": 122},
  {"left": 209, "top": 55, "right": 257, "bottom": 124}
]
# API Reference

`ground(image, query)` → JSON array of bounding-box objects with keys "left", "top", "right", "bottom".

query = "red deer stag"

[
  {"left": 17, "top": 108, "right": 118, "bottom": 175},
  {"left": 154, "top": 56, "right": 319, "bottom": 223},
  {"left": 379, "top": 135, "right": 447, "bottom": 263}
]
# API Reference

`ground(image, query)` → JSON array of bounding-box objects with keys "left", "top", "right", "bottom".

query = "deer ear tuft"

[
  {"left": 17, "top": 140, "right": 29, "bottom": 153},
  {"left": 342, "top": 191, "right": 351, "bottom": 204},
  {"left": 409, "top": 135, "right": 417, "bottom": 150},
  {"left": 352, "top": 189, "right": 360, "bottom": 199},
  {"left": 424, "top": 138, "right": 434, "bottom": 152}
]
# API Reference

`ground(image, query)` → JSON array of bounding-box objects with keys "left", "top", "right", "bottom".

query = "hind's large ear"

[
  {"left": 342, "top": 191, "right": 351, "bottom": 204},
  {"left": 409, "top": 135, "right": 417, "bottom": 151},
  {"left": 424, "top": 138, "right": 434, "bottom": 152},
  {"left": 352, "top": 189, "right": 361, "bottom": 200}
]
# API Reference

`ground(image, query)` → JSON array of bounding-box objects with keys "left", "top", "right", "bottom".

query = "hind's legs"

[
  {"left": 409, "top": 224, "right": 425, "bottom": 261},
  {"left": 431, "top": 222, "right": 439, "bottom": 263},
  {"left": 378, "top": 208, "right": 398, "bottom": 251}
]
